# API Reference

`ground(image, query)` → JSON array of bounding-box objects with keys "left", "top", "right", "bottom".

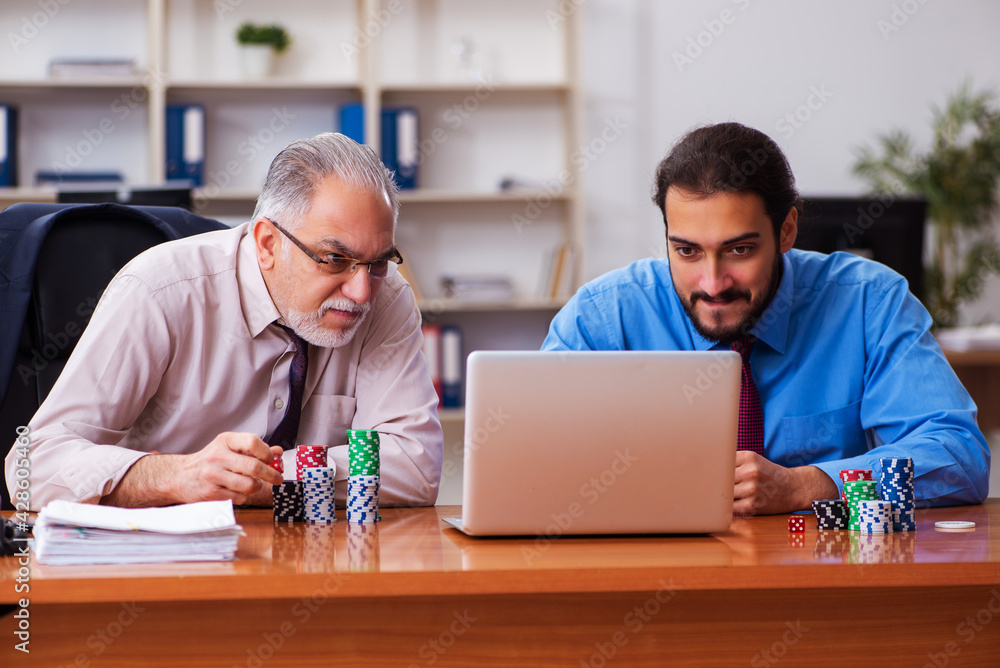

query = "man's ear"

[
  {"left": 254, "top": 218, "right": 278, "bottom": 271},
  {"left": 779, "top": 206, "right": 798, "bottom": 253}
]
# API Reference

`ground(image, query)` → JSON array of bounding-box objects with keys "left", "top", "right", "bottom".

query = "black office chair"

[{"left": 0, "top": 203, "right": 227, "bottom": 509}]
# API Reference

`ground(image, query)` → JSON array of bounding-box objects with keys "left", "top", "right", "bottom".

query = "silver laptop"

[{"left": 444, "top": 350, "right": 740, "bottom": 536}]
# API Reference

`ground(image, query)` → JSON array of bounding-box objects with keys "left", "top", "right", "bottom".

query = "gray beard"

[{"left": 283, "top": 297, "right": 371, "bottom": 348}]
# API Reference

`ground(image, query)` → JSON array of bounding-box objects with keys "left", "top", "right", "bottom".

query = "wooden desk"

[
  {"left": 944, "top": 348, "right": 1000, "bottom": 432},
  {"left": 2, "top": 503, "right": 999, "bottom": 667}
]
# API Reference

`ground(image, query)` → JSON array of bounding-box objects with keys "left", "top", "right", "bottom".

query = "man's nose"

[{"left": 340, "top": 266, "right": 372, "bottom": 304}]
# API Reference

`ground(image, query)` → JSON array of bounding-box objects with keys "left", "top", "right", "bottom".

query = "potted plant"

[
  {"left": 853, "top": 83, "right": 1000, "bottom": 328},
  {"left": 235, "top": 23, "right": 291, "bottom": 79}
]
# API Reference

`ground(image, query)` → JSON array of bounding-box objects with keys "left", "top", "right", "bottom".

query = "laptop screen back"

[{"left": 458, "top": 350, "right": 740, "bottom": 536}]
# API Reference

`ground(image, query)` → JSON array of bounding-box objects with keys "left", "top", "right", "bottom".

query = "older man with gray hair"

[{"left": 7, "top": 133, "right": 443, "bottom": 509}]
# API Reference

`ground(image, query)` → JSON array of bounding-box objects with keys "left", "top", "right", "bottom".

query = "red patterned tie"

[
  {"left": 268, "top": 325, "right": 309, "bottom": 450},
  {"left": 730, "top": 335, "right": 765, "bottom": 456}
]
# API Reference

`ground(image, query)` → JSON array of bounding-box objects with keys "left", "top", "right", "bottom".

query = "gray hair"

[{"left": 251, "top": 132, "right": 399, "bottom": 232}]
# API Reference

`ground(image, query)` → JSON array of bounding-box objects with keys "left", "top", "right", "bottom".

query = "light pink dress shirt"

[{"left": 5, "top": 224, "right": 443, "bottom": 509}]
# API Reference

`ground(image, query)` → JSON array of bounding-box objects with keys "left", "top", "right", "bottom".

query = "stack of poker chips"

[
  {"left": 855, "top": 499, "right": 893, "bottom": 533},
  {"left": 843, "top": 479, "right": 879, "bottom": 532},
  {"left": 296, "top": 445, "right": 328, "bottom": 480},
  {"left": 812, "top": 499, "right": 849, "bottom": 530},
  {"left": 303, "top": 467, "right": 336, "bottom": 524},
  {"left": 272, "top": 444, "right": 330, "bottom": 524},
  {"left": 839, "top": 468, "right": 873, "bottom": 504},
  {"left": 270, "top": 454, "right": 304, "bottom": 523},
  {"left": 347, "top": 429, "right": 380, "bottom": 524},
  {"left": 273, "top": 481, "right": 305, "bottom": 523},
  {"left": 879, "top": 457, "right": 916, "bottom": 531}
]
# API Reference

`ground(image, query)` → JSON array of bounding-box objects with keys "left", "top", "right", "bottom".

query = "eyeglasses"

[{"left": 268, "top": 219, "right": 403, "bottom": 279}]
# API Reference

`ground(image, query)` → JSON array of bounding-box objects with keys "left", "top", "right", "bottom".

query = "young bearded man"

[{"left": 543, "top": 122, "right": 989, "bottom": 515}]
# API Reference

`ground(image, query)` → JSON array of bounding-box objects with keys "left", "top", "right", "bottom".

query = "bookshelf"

[
  {"left": 0, "top": 0, "right": 582, "bottom": 301},
  {"left": 1, "top": 0, "right": 582, "bottom": 505}
]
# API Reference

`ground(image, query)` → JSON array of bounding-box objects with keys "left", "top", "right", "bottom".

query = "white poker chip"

[{"left": 934, "top": 520, "right": 976, "bottom": 531}]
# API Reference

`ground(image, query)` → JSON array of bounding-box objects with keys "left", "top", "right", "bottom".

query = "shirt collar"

[
  {"left": 749, "top": 252, "right": 794, "bottom": 355},
  {"left": 236, "top": 223, "right": 283, "bottom": 338},
  {"left": 680, "top": 252, "right": 794, "bottom": 355}
]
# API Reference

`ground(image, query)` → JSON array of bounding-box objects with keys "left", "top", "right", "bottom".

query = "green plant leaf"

[
  {"left": 236, "top": 22, "right": 291, "bottom": 52},
  {"left": 852, "top": 83, "right": 1000, "bottom": 326}
]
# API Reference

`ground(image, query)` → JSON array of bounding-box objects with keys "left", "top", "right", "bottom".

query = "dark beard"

[{"left": 676, "top": 252, "right": 784, "bottom": 344}]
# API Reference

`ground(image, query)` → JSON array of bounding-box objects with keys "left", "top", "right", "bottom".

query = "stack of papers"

[
  {"left": 440, "top": 274, "right": 515, "bottom": 302},
  {"left": 48, "top": 57, "right": 137, "bottom": 78},
  {"left": 32, "top": 500, "right": 243, "bottom": 565}
]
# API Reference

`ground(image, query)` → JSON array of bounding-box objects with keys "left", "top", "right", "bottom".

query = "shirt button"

[{"left": 275, "top": 398, "right": 284, "bottom": 410}]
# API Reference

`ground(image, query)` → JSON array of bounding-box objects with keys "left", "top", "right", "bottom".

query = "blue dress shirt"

[{"left": 542, "top": 249, "right": 990, "bottom": 506}]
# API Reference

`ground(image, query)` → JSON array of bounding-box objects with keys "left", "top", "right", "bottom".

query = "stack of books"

[
  {"left": 48, "top": 58, "right": 137, "bottom": 78},
  {"left": 538, "top": 244, "right": 576, "bottom": 301},
  {"left": 440, "top": 275, "right": 514, "bottom": 303},
  {"left": 32, "top": 500, "right": 243, "bottom": 565}
]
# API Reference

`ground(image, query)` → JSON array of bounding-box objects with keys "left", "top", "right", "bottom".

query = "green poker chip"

[
  {"left": 347, "top": 429, "right": 380, "bottom": 444},
  {"left": 348, "top": 429, "right": 380, "bottom": 476}
]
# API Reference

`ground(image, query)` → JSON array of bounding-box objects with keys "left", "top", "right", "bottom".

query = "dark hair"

[{"left": 651, "top": 122, "right": 801, "bottom": 239}]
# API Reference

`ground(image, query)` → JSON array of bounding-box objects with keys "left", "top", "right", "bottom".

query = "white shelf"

[
  {"left": 0, "top": 187, "right": 57, "bottom": 207},
  {"left": 0, "top": 0, "right": 581, "bottom": 315},
  {"left": 201, "top": 188, "right": 576, "bottom": 205},
  {"left": 167, "top": 80, "right": 361, "bottom": 92},
  {"left": 417, "top": 298, "right": 567, "bottom": 314},
  {"left": 193, "top": 188, "right": 261, "bottom": 202},
  {"left": 398, "top": 188, "right": 575, "bottom": 204},
  {"left": 0, "top": 78, "right": 148, "bottom": 90},
  {"left": 381, "top": 82, "right": 571, "bottom": 94}
]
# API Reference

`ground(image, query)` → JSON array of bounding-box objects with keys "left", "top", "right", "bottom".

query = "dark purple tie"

[
  {"left": 268, "top": 325, "right": 309, "bottom": 451},
  {"left": 730, "top": 335, "right": 765, "bottom": 456}
]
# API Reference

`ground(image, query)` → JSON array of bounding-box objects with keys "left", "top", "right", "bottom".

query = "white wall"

[{"left": 577, "top": 0, "right": 1000, "bottom": 323}]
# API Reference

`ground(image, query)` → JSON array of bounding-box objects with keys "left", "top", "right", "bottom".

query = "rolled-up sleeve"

[{"left": 812, "top": 281, "right": 990, "bottom": 506}]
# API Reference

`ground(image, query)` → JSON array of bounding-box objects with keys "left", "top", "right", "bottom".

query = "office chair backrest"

[
  {"left": 0, "top": 203, "right": 226, "bottom": 509},
  {"left": 29, "top": 218, "right": 169, "bottom": 398}
]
